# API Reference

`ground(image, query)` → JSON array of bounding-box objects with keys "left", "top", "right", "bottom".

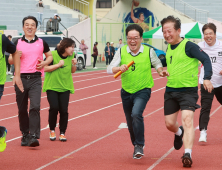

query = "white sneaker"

[
  {"left": 199, "top": 129, "right": 207, "bottom": 142},
  {"left": 10, "top": 76, "right": 14, "bottom": 79},
  {"left": 93, "top": 67, "right": 97, "bottom": 69},
  {"left": 8, "top": 72, "right": 12, "bottom": 75}
]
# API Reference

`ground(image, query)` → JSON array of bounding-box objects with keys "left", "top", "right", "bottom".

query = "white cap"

[
  {"left": 110, "top": 42, "right": 114, "bottom": 44},
  {"left": 54, "top": 13, "right": 58, "bottom": 16}
]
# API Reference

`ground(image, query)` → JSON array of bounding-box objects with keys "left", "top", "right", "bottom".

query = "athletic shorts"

[{"left": 164, "top": 91, "right": 200, "bottom": 115}]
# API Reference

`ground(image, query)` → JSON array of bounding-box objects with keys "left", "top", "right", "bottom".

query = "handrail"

[{"left": 162, "top": 0, "right": 209, "bottom": 23}]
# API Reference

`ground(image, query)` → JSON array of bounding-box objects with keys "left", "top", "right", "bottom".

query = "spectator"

[
  {"left": 92, "top": 42, "right": 98, "bottom": 69},
  {"left": 110, "top": 42, "right": 115, "bottom": 62},
  {"left": 46, "top": 17, "right": 53, "bottom": 32},
  {"left": 116, "top": 39, "right": 124, "bottom": 49},
  {"left": 79, "top": 39, "right": 88, "bottom": 69},
  {"left": 5, "top": 35, "right": 12, "bottom": 75},
  {"left": 104, "top": 42, "right": 111, "bottom": 66},
  {"left": 52, "top": 14, "right": 61, "bottom": 32},
  {"left": 36, "top": 0, "right": 44, "bottom": 25}
]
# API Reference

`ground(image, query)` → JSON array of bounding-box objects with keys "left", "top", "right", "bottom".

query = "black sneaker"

[
  {"left": 181, "top": 153, "right": 192, "bottom": 167},
  {"left": 21, "top": 133, "right": 30, "bottom": 146},
  {"left": 174, "top": 126, "right": 184, "bottom": 150},
  {"left": 133, "top": 145, "right": 144, "bottom": 159},
  {"left": 28, "top": 135, "right": 39, "bottom": 147}
]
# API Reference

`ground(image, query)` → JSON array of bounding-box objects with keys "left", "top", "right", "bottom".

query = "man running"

[
  {"left": 198, "top": 23, "right": 222, "bottom": 142},
  {"left": 161, "top": 16, "right": 213, "bottom": 167},
  {"left": 107, "top": 24, "right": 167, "bottom": 159}
]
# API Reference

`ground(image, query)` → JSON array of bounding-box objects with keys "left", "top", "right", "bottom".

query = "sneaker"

[
  {"left": 174, "top": 126, "right": 184, "bottom": 150},
  {"left": 10, "top": 76, "right": 14, "bottom": 79},
  {"left": 8, "top": 72, "right": 12, "bottom": 75},
  {"left": 93, "top": 67, "right": 97, "bottom": 69},
  {"left": 49, "top": 130, "right": 56, "bottom": 141},
  {"left": 133, "top": 145, "right": 144, "bottom": 159},
  {"left": 199, "top": 129, "right": 207, "bottom": 142},
  {"left": 21, "top": 133, "right": 30, "bottom": 146},
  {"left": 181, "top": 153, "right": 193, "bottom": 167},
  {"left": 0, "top": 127, "right": 7, "bottom": 152},
  {"left": 28, "top": 135, "right": 39, "bottom": 147},
  {"left": 59, "top": 134, "right": 67, "bottom": 142}
]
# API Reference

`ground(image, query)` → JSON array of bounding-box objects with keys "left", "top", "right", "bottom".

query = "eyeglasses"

[{"left": 127, "top": 37, "right": 141, "bottom": 42}]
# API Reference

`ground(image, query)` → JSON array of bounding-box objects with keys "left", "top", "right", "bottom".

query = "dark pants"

[
  {"left": 83, "top": 54, "right": 87, "bottom": 69},
  {"left": 46, "top": 90, "right": 70, "bottom": 134},
  {"left": 5, "top": 55, "right": 11, "bottom": 72},
  {"left": 93, "top": 55, "right": 97, "bottom": 68},
  {"left": 121, "top": 88, "right": 151, "bottom": 146},
  {"left": 15, "top": 76, "right": 42, "bottom": 138},
  {"left": 0, "top": 85, "right": 4, "bottom": 100},
  {"left": 106, "top": 55, "right": 111, "bottom": 65},
  {"left": 199, "top": 84, "right": 222, "bottom": 131}
]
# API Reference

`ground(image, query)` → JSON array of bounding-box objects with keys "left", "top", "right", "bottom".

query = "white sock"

[
  {"left": 175, "top": 127, "right": 182, "bottom": 136},
  {"left": 185, "top": 149, "right": 192, "bottom": 158}
]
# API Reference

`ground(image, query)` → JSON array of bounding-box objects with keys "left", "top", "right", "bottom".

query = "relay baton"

[{"left": 114, "top": 61, "right": 134, "bottom": 79}]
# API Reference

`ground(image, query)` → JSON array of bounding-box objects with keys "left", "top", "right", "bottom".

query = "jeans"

[
  {"left": 93, "top": 55, "right": 97, "bottom": 68},
  {"left": 0, "top": 85, "right": 4, "bottom": 100},
  {"left": 46, "top": 90, "right": 70, "bottom": 134},
  {"left": 37, "top": 12, "right": 43, "bottom": 25},
  {"left": 106, "top": 55, "right": 111, "bottom": 65},
  {"left": 15, "top": 76, "right": 42, "bottom": 138},
  {"left": 83, "top": 54, "right": 87, "bottom": 69},
  {"left": 121, "top": 88, "right": 151, "bottom": 146}
]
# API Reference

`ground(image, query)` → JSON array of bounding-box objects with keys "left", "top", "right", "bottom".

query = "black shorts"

[{"left": 164, "top": 91, "right": 200, "bottom": 115}]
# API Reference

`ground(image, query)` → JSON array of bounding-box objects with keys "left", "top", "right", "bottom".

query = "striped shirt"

[{"left": 199, "top": 39, "right": 222, "bottom": 87}]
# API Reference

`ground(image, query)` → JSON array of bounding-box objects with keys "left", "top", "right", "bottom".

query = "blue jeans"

[
  {"left": 106, "top": 55, "right": 111, "bottom": 65},
  {"left": 121, "top": 88, "right": 151, "bottom": 146},
  {"left": 37, "top": 12, "right": 43, "bottom": 25},
  {"left": 0, "top": 85, "right": 4, "bottom": 100}
]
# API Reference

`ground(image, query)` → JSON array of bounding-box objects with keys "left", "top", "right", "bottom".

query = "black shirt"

[
  {"left": 163, "top": 39, "right": 212, "bottom": 92},
  {"left": 14, "top": 35, "right": 50, "bottom": 53},
  {"left": 2, "top": 34, "right": 16, "bottom": 56}
]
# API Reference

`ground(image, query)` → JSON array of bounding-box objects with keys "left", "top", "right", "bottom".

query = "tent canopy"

[{"left": 143, "top": 22, "right": 222, "bottom": 39}]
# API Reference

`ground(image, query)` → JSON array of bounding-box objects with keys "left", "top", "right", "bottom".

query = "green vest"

[
  {"left": 0, "top": 34, "right": 6, "bottom": 85},
  {"left": 43, "top": 50, "right": 75, "bottom": 93},
  {"left": 166, "top": 38, "right": 199, "bottom": 88},
  {"left": 120, "top": 45, "right": 154, "bottom": 94}
]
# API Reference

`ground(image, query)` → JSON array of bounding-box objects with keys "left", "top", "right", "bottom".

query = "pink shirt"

[
  {"left": 17, "top": 38, "right": 44, "bottom": 76},
  {"left": 79, "top": 44, "right": 88, "bottom": 54}
]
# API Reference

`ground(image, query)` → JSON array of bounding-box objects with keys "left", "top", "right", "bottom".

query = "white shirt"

[
  {"left": 107, "top": 45, "right": 163, "bottom": 74},
  {"left": 198, "top": 39, "right": 222, "bottom": 87}
]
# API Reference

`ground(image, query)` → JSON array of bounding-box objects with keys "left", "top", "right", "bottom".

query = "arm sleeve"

[
  {"left": 107, "top": 48, "right": 121, "bottom": 74},
  {"left": 43, "top": 40, "right": 50, "bottom": 53},
  {"left": 185, "top": 41, "right": 212, "bottom": 80},
  {"left": 150, "top": 48, "right": 163, "bottom": 70},
  {"left": 2, "top": 34, "right": 16, "bottom": 54}
]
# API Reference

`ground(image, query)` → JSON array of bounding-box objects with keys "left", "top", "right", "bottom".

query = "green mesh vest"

[
  {"left": 0, "top": 34, "right": 6, "bottom": 85},
  {"left": 120, "top": 45, "right": 154, "bottom": 93},
  {"left": 43, "top": 50, "right": 75, "bottom": 94},
  {"left": 166, "top": 38, "right": 199, "bottom": 88}
]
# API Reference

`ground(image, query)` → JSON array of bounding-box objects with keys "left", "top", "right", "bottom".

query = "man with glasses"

[{"left": 107, "top": 24, "right": 168, "bottom": 159}]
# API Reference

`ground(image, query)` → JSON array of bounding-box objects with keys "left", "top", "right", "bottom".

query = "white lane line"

[
  {"left": 4, "top": 71, "right": 107, "bottom": 89},
  {"left": 36, "top": 106, "right": 165, "bottom": 170},
  {"left": 147, "top": 105, "right": 222, "bottom": 170}
]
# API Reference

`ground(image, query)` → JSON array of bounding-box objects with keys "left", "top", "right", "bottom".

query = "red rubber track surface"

[{"left": 0, "top": 69, "right": 221, "bottom": 170}]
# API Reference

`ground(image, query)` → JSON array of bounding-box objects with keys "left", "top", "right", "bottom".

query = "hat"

[
  {"left": 54, "top": 13, "right": 58, "bottom": 16},
  {"left": 110, "top": 42, "right": 114, "bottom": 44}
]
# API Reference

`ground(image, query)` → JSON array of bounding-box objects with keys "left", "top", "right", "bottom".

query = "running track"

[{"left": 0, "top": 69, "right": 222, "bottom": 170}]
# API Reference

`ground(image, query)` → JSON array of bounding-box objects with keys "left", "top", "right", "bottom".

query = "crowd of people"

[{"left": 0, "top": 13, "right": 221, "bottom": 169}]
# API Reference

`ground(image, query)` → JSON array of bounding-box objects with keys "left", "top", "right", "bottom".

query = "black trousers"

[
  {"left": 5, "top": 55, "right": 11, "bottom": 72},
  {"left": 199, "top": 84, "right": 222, "bottom": 131},
  {"left": 93, "top": 55, "right": 97, "bottom": 68},
  {"left": 83, "top": 54, "right": 87, "bottom": 68},
  {"left": 46, "top": 90, "right": 70, "bottom": 134},
  {"left": 15, "top": 76, "right": 42, "bottom": 138}
]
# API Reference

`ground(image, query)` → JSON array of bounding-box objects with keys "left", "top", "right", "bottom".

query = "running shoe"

[
  {"left": 28, "top": 135, "right": 39, "bottom": 147},
  {"left": 199, "top": 129, "right": 207, "bottom": 142},
  {"left": 181, "top": 153, "right": 192, "bottom": 167},
  {"left": 0, "top": 127, "right": 7, "bottom": 152},
  {"left": 49, "top": 130, "right": 56, "bottom": 141},
  {"left": 174, "top": 126, "right": 184, "bottom": 150},
  {"left": 133, "top": 145, "right": 144, "bottom": 159},
  {"left": 59, "top": 134, "right": 67, "bottom": 142}
]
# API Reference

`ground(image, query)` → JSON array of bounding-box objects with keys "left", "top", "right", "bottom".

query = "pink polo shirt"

[{"left": 17, "top": 38, "right": 44, "bottom": 76}]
